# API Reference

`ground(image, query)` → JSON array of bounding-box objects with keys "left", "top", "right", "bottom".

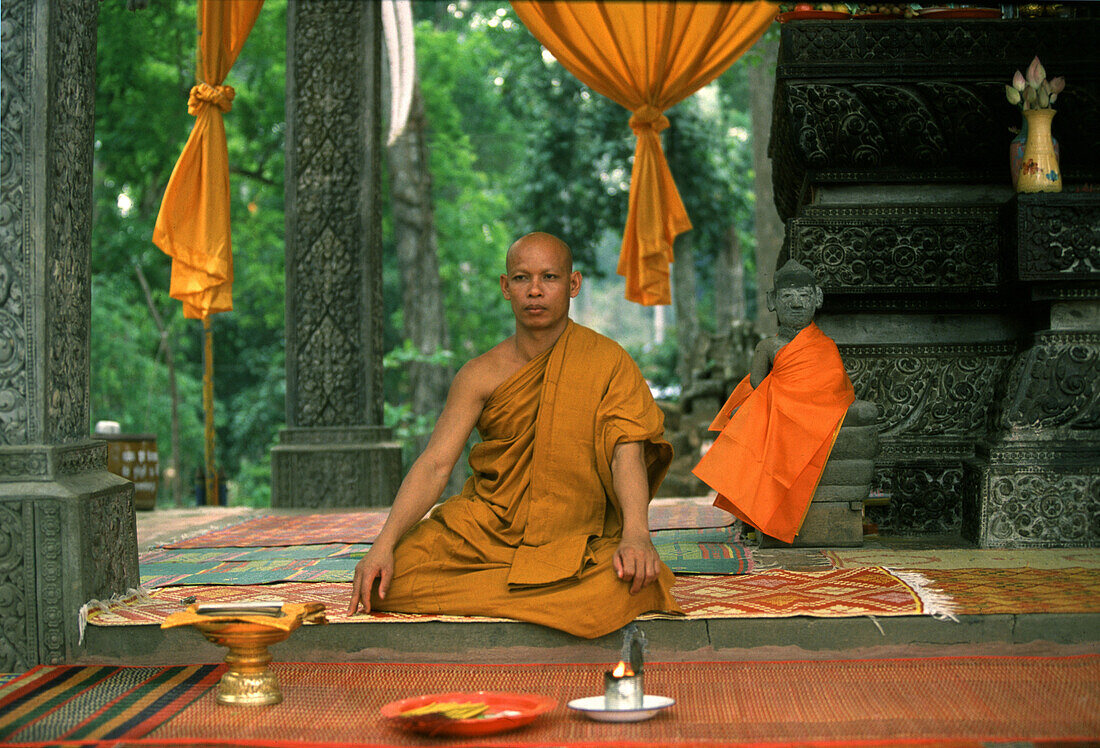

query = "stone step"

[{"left": 78, "top": 611, "right": 1100, "bottom": 666}]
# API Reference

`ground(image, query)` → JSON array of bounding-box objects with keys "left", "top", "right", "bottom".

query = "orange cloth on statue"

[
  {"left": 692, "top": 323, "right": 855, "bottom": 544},
  {"left": 374, "top": 321, "right": 682, "bottom": 638}
]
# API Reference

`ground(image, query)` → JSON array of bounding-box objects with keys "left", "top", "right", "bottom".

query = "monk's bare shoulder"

[{"left": 452, "top": 337, "right": 526, "bottom": 405}]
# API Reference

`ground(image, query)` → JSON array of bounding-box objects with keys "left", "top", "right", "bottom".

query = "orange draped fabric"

[
  {"left": 152, "top": 0, "right": 264, "bottom": 320},
  {"left": 692, "top": 324, "right": 855, "bottom": 544},
  {"left": 511, "top": 1, "right": 777, "bottom": 305}
]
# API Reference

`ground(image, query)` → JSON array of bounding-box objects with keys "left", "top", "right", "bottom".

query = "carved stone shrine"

[
  {"left": 271, "top": 0, "right": 402, "bottom": 507},
  {"left": 770, "top": 18, "right": 1099, "bottom": 546},
  {"left": 0, "top": 0, "right": 139, "bottom": 667}
]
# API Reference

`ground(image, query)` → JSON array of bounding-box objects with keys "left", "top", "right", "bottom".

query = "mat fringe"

[
  {"left": 78, "top": 587, "right": 151, "bottom": 644},
  {"left": 886, "top": 567, "right": 959, "bottom": 622}
]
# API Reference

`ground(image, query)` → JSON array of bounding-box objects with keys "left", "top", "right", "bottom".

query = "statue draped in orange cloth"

[
  {"left": 348, "top": 232, "right": 682, "bottom": 638},
  {"left": 693, "top": 261, "right": 854, "bottom": 544}
]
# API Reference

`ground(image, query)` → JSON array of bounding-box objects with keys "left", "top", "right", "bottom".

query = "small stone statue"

[
  {"left": 692, "top": 260, "right": 855, "bottom": 544},
  {"left": 750, "top": 260, "right": 823, "bottom": 387}
]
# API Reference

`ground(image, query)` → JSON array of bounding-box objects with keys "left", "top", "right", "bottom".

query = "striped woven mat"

[
  {"left": 162, "top": 498, "right": 734, "bottom": 549},
  {"left": 827, "top": 547, "right": 1100, "bottom": 570},
  {"left": 917, "top": 567, "right": 1100, "bottom": 614},
  {"left": 140, "top": 527, "right": 751, "bottom": 587},
  {"left": 4, "top": 657, "right": 1098, "bottom": 746},
  {"left": 86, "top": 567, "right": 949, "bottom": 627}
]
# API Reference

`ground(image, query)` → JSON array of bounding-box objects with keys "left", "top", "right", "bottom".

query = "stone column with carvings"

[
  {"left": 0, "top": 0, "right": 139, "bottom": 667},
  {"left": 963, "top": 194, "right": 1100, "bottom": 547},
  {"left": 271, "top": 0, "right": 402, "bottom": 507}
]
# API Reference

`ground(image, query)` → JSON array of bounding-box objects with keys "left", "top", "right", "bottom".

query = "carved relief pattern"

[
  {"left": 0, "top": 502, "right": 30, "bottom": 671},
  {"left": 0, "top": 0, "right": 32, "bottom": 446},
  {"left": 276, "top": 451, "right": 363, "bottom": 508},
  {"left": 996, "top": 334, "right": 1100, "bottom": 434},
  {"left": 57, "top": 442, "right": 107, "bottom": 475},
  {"left": 85, "top": 489, "right": 137, "bottom": 600},
  {"left": 785, "top": 84, "right": 886, "bottom": 170},
  {"left": 1018, "top": 201, "right": 1100, "bottom": 279},
  {"left": 45, "top": 0, "right": 96, "bottom": 443},
  {"left": 783, "top": 81, "right": 1006, "bottom": 174},
  {"left": 779, "top": 21, "right": 1100, "bottom": 69},
  {"left": 791, "top": 209, "right": 1000, "bottom": 292},
  {"left": 0, "top": 452, "right": 47, "bottom": 478},
  {"left": 868, "top": 463, "right": 963, "bottom": 534},
  {"left": 35, "top": 502, "right": 65, "bottom": 664},
  {"left": 289, "top": 2, "right": 366, "bottom": 428},
  {"left": 842, "top": 345, "right": 1013, "bottom": 438},
  {"left": 984, "top": 471, "right": 1099, "bottom": 547}
]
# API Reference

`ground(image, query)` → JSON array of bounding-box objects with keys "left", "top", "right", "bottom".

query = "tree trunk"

[
  {"left": 134, "top": 264, "right": 183, "bottom": 507},
  {"left": 714, "top": 224, "right": 746, "bottom": 333},
  {"left": 387, "top": 80, "right": 451, "bottom": 445},
  {"left": 671, "top": 232, "right": 697, "bottom": 392},
  {"left": 749, "top": 36, "right": 783, "bottom": 336}
]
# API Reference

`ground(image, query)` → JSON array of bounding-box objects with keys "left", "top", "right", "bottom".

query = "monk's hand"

[
  {"left": 347, "top": 546, "right": 394, "bottom": 616},
  {"left": 613, "top": 533, "right": 662, "bottom": 595}
]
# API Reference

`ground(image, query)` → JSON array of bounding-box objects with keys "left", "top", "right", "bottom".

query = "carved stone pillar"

[
  {"left": 272, "top": 0, "right": 402, "bottom": 507},
  {"left": 0, "top": 0, "right": 138, "bottom": 667},
  {"left": 962, "top": 194, "right": 1100, "bottom": 547}
]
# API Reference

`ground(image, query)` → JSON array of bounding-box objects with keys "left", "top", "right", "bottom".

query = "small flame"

[{"left": 611, "top": 660, "right": 634, "bottom": 678}]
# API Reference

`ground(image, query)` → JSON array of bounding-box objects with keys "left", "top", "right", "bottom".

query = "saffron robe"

[
  {"left": 692, "top": 323, "right": 855, "bottom": 544},
  {"left": 374, "top": 321, "right": 682, "bottom": 638}
]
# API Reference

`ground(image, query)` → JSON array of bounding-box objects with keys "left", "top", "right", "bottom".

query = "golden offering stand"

[{"left": 162, "top": 601, "right": 326, "bottom": 706}]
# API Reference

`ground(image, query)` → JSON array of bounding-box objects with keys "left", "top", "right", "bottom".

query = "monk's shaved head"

[{"left": 506, "top": 232, "right": 573, "bottom": 273}]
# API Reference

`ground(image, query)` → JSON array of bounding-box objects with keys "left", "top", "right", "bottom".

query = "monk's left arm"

[{"left": 611, "top": 440, "right": 662, "bottom": 594}]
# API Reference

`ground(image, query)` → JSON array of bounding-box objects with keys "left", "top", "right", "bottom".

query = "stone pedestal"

[
  {"left": 771, "top": 18, "right": 1100, "bottom": 544},
  {"left": 0, "top": 0, "right": 139, "bottom": 667},
  {"left": 272, "top": 1, "right": 402, "bottom": 507},
  {"left": 762, "top": 400, "right": 878, "bottom": 548}
]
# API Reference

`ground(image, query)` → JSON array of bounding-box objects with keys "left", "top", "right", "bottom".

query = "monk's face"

[
  {"left": 772, "top": 284, "right": 822, "bottom": 330},
  {"left": 500, "top": 234, "right": 581, "bottom": 332}
]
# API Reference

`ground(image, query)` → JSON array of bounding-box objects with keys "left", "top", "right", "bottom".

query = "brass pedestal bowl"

[{"left": 162, "top": 601, "right": 326, "bottom": 706}]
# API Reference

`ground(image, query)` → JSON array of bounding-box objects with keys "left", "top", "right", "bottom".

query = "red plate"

[
  {"left": 777, "top": 9, "right": 851, "bottom": 21},
  {"left": 381, "top": 691, "right": 556, "bottom": 737}
]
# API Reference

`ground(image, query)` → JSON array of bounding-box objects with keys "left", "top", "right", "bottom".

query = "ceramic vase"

[
  {"left": 1009, "top": 117, "right": 1061, "bottom": 190},
  {"left": 1016, "top": 108, "right": 1061, "bottom": 193}
]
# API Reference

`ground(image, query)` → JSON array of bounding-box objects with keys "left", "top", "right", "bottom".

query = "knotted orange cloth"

[
  {"left": 374, "top": 321, "right": 682, "bottom": 638},
  {"left": 692, "top": 323, "right": 855, "bottom": 544}
]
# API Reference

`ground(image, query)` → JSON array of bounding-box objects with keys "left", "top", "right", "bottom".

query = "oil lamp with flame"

[{"left": 603, "top": 626, "right": 646, "bottom": 709}]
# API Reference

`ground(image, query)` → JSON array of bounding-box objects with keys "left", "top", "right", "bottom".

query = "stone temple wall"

[{"left": 770, "top": 18, "right": 1099, "bottom": 546}]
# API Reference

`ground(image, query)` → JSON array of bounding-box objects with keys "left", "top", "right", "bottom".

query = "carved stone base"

[
  {"left": 270, "top": 427, "right": 401, "bottom": 507},
  {"left": 0, "top": 468, "right": 138, "bottom": 669},
  {"left": 867, "top": 461, "right": 965, "bottom": 535},
  {"left": 963, "top": 448, "right": 1100, "bottom": 548}
]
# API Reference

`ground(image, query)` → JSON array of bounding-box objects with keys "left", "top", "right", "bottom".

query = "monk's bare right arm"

[{"left": 347, "top": 362, "right": 489, "bottom": 615}]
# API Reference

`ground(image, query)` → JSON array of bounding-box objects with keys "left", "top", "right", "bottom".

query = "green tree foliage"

[
  {"left": 90, "top": 0, "right": 766, "bottom": 503},
  {"left": 92, "top": 0, "right": 287, "bottom": 505}
]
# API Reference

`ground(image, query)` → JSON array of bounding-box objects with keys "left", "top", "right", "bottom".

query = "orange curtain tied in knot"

[
  {"left": 629, "top": 106, "right": 670, "bottom": 134},
  {"left": 153, "top": 0, "right": 263, "bottom": 320},
  {"left": 511, "top": 1, "right": 777, "bottom": 306},
  {"left": 188, "top": 83, "right": 236, "bottom": 115}
]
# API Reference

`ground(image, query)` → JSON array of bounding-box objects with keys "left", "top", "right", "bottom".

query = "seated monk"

[
  {"left": 347, "top": 231, "right": 682, "bottom": 638},
  {"left": 692, "top": 260, "right": 855, "bottom": 544}
]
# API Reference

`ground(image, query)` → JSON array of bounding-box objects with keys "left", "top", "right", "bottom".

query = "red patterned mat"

[
  {"left": 4, "top": 657, "right": 1098, "bottom": 746},
  {"left": 86, "top": 567, "right": 946, "bottom": 627},
  {"left": 163, "top": 499, "right": 733, "bottom": 549}
]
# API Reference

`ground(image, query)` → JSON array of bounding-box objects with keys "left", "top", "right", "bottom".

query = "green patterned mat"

[{"left": 139, "top": 528, "right": 751, "bottom": 586}]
